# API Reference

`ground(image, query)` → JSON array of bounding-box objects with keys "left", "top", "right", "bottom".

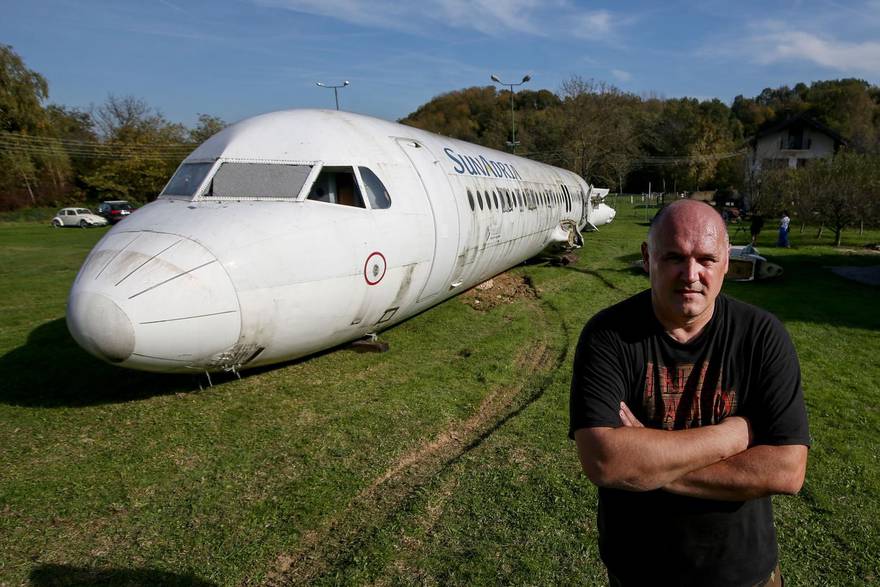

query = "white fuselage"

[{"left": 66, "top": 109, "right": 611, "bottom": 373}]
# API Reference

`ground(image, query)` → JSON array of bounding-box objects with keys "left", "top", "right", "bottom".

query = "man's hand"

[
  {"left": 615, "top": 402, "right": 804, "bottom": 501},
  {"left": 618, "top": 401, "right": 752, "bottom": 451},
  {"left": 664, "top": 444, "right": 808, "bottom": 500},
  {"left": 618, "top": 402, "right": 644, "bottom": 428}
]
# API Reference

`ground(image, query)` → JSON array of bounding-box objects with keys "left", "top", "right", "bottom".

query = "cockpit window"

[
  {"left": 358, "top": 167, "right": 392, "bottom": 209},
  {"left": 307, "top": 167, "right": 365, "bottom": 208},
  {"left": 162, "top": 162, "right": 214, "bottom": 197},
  {"left": 204, "top": 162, "right": 312, "bottom": 200}
]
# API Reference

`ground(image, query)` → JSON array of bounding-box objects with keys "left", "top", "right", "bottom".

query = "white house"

[{"left": 747, "top": 115, "right": 847, "bottom": 174}]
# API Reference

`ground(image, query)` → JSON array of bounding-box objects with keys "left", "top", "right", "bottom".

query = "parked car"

[
  {"left": 51, "top": 208, "right": 109, "bottom": 228},
  {"left": 97, "top": 200, "right": 135, "bottom": 223}
]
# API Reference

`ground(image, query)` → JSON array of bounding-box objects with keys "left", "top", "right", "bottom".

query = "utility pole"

[
  {"left": 316, "top": 80, "right": 350, "bottom": 110},
  {"left": 490, "top": 74, "right": 531, "bottom": 153}
]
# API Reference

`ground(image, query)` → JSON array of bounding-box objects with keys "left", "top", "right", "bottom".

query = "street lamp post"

[
  {"left": 316, "top": 80, "right": 350, "bottom": 110},
  {"left": 490, "top": 74, "right": 531, "bottom": 152}
]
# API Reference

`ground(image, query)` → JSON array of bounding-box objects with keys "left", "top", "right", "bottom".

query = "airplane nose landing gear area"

[{"left": 66, "top": 231, "right": 241, "bottom": 372}]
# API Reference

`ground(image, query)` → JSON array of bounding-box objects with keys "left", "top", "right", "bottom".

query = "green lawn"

[{"left": 1, "top": 206, "right": 878, "bottom": 586}]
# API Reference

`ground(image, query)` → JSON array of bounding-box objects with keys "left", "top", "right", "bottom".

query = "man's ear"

[{"left": 641, "top": 242, "right": 650, "bottom": 273}]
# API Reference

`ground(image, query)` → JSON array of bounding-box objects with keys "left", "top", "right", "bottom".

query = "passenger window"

[
  {"left": 493, "top": 191, "right": 499, "bottom": 210},
  {"left": 467, "top": 189, "right": 475, "bottom": 211},
  {"left": 358, "top": 167, "right": 392, "bottom": 209},
  {"left": 307, "top": 167, "right": 365, "bottom": 208},
  {"left": 484, "top": 190, "right": 492, "bottom": 210},
  {"left": 477, "top": 191, "right": 484, "bottom": 210}
]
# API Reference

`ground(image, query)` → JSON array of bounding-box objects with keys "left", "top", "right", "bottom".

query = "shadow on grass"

[
  {"left": 0, "top": 318, "right": 193, "bottom": 408},
  {"left": 723, "top": 252, "right": 879, "bottom": 331},
  {"left": 560, "top": 265, "right": 623, "bottom": 290},
  {"left": 0, "top": 317, "right": 389, "bottom": 408},
  {"left": 29, "top": 564, "right": 217, "bottom": 586}
]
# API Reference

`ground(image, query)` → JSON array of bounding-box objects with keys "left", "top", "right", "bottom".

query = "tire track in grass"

[{"left": 258, "top": 283, "right": 570, "bottom": 586}]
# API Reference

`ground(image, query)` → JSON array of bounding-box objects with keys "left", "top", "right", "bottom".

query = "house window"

[
  {"left": 762, "top": 158, "right": 788, "bottom": 170},
  {"left": 787, "top": 128, "right": 805, "bottom": 150}
]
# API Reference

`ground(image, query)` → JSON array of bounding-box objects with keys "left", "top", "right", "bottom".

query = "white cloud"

[
  {"left": 578, "top": 10, "right": 613, "bottom": 35},
  {"left": 611, "top": 68, "right": 632, "bottom": 82},
  {"left": 255, "top": 0, "right": 622, "bottom": 39},
  {"left": 435, "top": 0, "right": 547, "bottom": 35},
  {"left": 257, "top": 0, "right": 411, "bottom": 32},
  {"left": 157, "top": 0, "right": 185, "bottom": 12},
  {"left": 704, "top": 15, "right": 880, "bottom": 77},
  {"left": 751, "top": 28, "right": 880, "bottom": 75}
]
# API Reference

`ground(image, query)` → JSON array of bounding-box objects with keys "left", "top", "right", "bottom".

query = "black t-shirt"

[{"left": 569, "top": 290, "right": 810, "bottom": 587}]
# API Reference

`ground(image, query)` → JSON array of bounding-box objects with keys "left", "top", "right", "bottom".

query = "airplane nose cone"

[
  {"left": 66, "top": 230, "right": 241, "bottom": 372},
  {"left": 67, "top": 291, "right": 135, "bottom": 363}
]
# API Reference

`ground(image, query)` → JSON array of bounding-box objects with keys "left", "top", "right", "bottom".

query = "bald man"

[{"left": 570, "top": 200, "right": 809, "bottom": 587}]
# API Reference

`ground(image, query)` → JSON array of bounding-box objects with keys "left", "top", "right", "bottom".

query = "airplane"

[
  {"left": 66, "top": 109, "right": 615, "bottom": 374},
  {"left": 727, "top": 245, "right": 783, "bottom": 281},
  {"left": 585, "top": 187, "right": 615, "bottom": 227}
]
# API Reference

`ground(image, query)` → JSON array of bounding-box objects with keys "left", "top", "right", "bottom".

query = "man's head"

[{"left": 642, "top": 199, "right": 729, "bottom": 333}]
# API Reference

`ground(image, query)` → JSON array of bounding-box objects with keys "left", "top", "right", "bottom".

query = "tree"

[
  {"left": 189, "top": 113, "right": 226, "bottom": 144},
  {"left": 558, "top": 77, "right": 641, "bottom": 188},
  {"left": 46, "top": 105, "right": 97, "bottom": 186},
  {"left": 638, "top": 97, "right": 739, "bottom": 192},
  {"left": 0, "top": 44, "right": 75, "bottom": 208},
  {"left": 761, "top": 152, "right": 880, "bottom": 244},
  {"left": 732, "top": 95, "right": 776, "bottom": 138},
  {"left": 848, "top": 153, "right": 880, "bottom": 234},
  {"left": 807, "top": 79, "right": 879, "bottom": 153},
  {"left": 84, "top": 95, "right": 188, "bottom": 203},
  {"left": 0, "top": 44, "right": 48, "bottom": 133},
  {"left": 400, "top": 86, "right": 507, "bottom": 147}
]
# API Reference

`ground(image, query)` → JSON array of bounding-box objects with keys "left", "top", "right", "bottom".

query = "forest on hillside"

[
  {"left": 401, "top": 77, "right": 880, "bottom": 194},
  {"left": 2, "top": 43, "right": 879, "bottom": 235}
]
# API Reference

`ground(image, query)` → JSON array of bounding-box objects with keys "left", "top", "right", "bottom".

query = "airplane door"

[{"left": 395, "top": 138, "right": 461, "bottom": 303}]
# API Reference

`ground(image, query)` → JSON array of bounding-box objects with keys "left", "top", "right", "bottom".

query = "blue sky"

[{"left": 3, "top": 0, "right": 879, "bottom": 128}]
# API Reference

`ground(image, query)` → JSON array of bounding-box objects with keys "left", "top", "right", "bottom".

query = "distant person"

[
  {"left": 777, "top": 211, "right": 791, "bottom": 248},
  {"left": 750, "top": 214, "right": 765, "bottom": 246},
  {"left": 570, "top": 199, "right": 809, "bottom": 586}
]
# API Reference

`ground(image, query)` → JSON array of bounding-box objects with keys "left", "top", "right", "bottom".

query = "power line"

[
  {"left": 1, "top": 131, "right": 749, "bottom": 166},
  {"left": 0, "top": 132, "right": 196, "bottom": 160},
  {"left": 515, "top": 145, "right": 747, "bottom": 166}
]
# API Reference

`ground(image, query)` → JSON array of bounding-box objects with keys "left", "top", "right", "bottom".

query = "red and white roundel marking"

[{"left": 364, "top": 251, "right": 387, "bottom": 285}]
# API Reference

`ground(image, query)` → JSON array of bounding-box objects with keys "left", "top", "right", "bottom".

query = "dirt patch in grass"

[
  {"left": 460, "top": 272, "right": 537, "bottom": 311},
  {"left": 261, "top": 308, "right": 559, "bottom": 586}
]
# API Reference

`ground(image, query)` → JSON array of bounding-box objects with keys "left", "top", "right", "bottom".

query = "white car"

[{"left": 51, "top": 208, "right": 109, "bottom": 228}]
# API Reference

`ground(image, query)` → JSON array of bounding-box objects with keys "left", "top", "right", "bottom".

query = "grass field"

[{"left": 1, "top": 204, "right": 878, "bottom": 586}]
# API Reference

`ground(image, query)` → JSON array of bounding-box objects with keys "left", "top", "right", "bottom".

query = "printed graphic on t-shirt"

[{"left": 643, "top": 361, "right": 737, "bottom": 430}]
